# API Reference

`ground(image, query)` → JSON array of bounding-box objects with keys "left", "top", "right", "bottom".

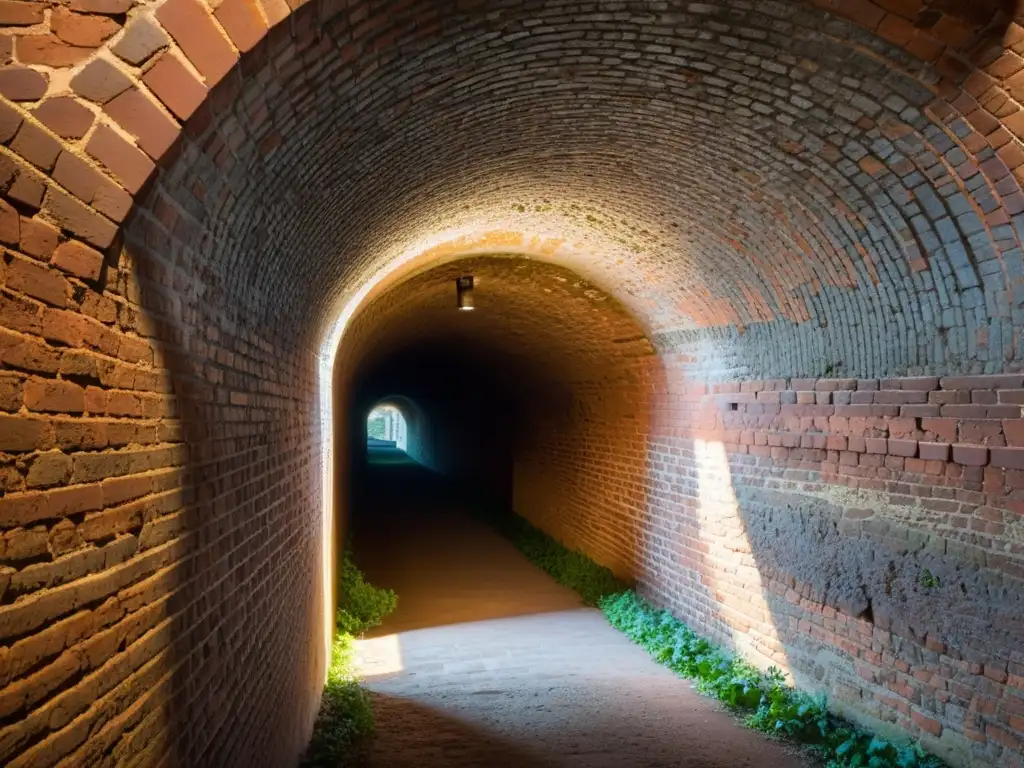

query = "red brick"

[
  {"left": 71, "top": 57, "right": 133, "bottom": 104},
  {"left": 143, "top": 50, "right": 208, "bottom": 121},
  {"left": 215, "top": 0, "right": 268, "bottom": 53},
  {"left": 0, "top": 0, "right": 45, "bottom": 25},
  {"left": 85, "top": 123, "right": 156, "bottom": 195},
  {"left": 157, "top": 0, "right": 239, "bottom": 84},
  {"left": 0, "top": 99, "right": 23, "bottom": 142},
  {"left": 921, "top": 418, "right": 958, "bottom": 442},
  {"left": 71, "top": 0, "right": 134, "bottom": 11},
  {"left": 33, "top": 97, "right": 96, "bottom": 140},
  {"left": 0, "top": 197, "right": 17, "bottom": 245},
  {"left": 3, "top": 156, "right": 46, "bottom": 210},
  {"left": 104, "top": 87, "right": 182, "bottom": 161},
  {"left": 911, "top": 709, "right": 943, "bottom": 737},
  {"left": 0, "top": 326, "right": 60, "bottom": 373},
  {"left": 24, "top": 378, "right": 86, "bottom": 413},
  {"left": 51, "top": 7, "right": 122, "bottom": 48},
  {"left": 866, "top": 437, "right": 887, "bottom": 454},
  {"left": 0, "top": 67, "right": 48, "bottom": 101},
  {"left": 259, "top": 0, "right": 289, "bottom": 26},
  {"left": 887, "top": 439, "right": 917, "bottom": 457},
  {"left": 1005, "top": 420, "right": 1024, "bottom": 447},
  {"left": 991, "top": 447, "right": 1024, "bottom": 470},
  {"left": 10, "top": 122, "right": 62, "bottom": 171},
  {"left": 44, "top": 187, "right": 119, "bottom": 249},
  {"left": 941, "top": 375, "right": 1024, "bottom": 389},
  {"left": 0, "top": 413, "right": 51, "bottom": 452},
  {"left": 5, "top": 256, "right": 70, "bottom": 307},
  {"left": 952, "top": 444, "right": 989, "bottom": 467},
  {"left": 10, "top": 212, "right": 48, "bottom": 256},
  {"left": 918, "top": 442, "right": 950, "bottom": 461},
  {"left": 834, "top": 0, "right": 886, "bottom": 29},
  {"left": 988, "top": 724, "right": 1022, "bottom": 752},
  {"left": 15, "top": 35, "right": 93, "bottom": 67},
  {"left": 51, "top": 240, "right": 105, "bottom": 281}
]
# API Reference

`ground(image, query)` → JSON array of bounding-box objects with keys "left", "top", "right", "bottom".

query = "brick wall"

[
  {"left": 2, "top": 0, "right": 1024, "bottom": 766},
  {"left": 342, "top": 252, "right": 1024, "bottom": 768}
]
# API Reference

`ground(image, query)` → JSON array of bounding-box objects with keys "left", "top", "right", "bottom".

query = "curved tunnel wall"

[{"left": 0, "top": 0, "right": 1022, "bottom": 766}]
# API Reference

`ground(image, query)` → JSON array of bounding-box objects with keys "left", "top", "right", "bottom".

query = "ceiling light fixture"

[{"left": 456, "top": 275, "right": 475, "bottom": 311}]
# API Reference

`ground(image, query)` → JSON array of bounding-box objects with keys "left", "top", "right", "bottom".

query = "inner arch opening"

[{"left": 366, "top": 404, "right": 407, "bottom": 451}]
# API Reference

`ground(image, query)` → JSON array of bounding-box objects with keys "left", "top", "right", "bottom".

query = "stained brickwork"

[{"left": 2, "top": 0, "right": 1024, "bottom": 766}]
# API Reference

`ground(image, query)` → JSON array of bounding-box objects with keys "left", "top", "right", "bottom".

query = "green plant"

[
  {"left": 302, "top": 553, "right": 398, "bottom": 766},
  {"left": 598, "top": 591, "right": 946, "bottom": 768},
  {"left": 301, "top": 636, "right": 374, "bottom": 767},
  {"left": 480, "top": 509, "right": 629, "bottom": 605},
  {"left": 919, "top": 569, "right": 940, "bottom": 589},
  {"left": 336, "top": 552, "right": 398, "bottom": 636}
]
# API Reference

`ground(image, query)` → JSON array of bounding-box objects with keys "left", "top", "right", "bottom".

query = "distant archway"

[{"left": 366, "top": 404, "right": 407, "bottom": 450}]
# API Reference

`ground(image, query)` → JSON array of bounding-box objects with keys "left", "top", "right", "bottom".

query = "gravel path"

[{"left": 350, "top": 457, "right": 813, "bottom": 768}]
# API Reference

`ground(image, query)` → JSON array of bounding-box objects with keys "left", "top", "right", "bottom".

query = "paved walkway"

[{"left": 350, "top": 451, "right": 811, "bottom": 767}]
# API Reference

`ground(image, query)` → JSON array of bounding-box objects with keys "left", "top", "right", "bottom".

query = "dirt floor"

[{"left": 350, "top": 452, "right": 815, "bottom": 768}]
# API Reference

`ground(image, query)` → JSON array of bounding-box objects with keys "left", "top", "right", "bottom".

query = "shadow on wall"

[{"left": 116, "top": 201, "right": 325, "bottom": 763}]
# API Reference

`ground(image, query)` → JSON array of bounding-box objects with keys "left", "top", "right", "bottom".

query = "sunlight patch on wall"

[{"left": 694, "top": 439, "right": 790, "bottom": 675}]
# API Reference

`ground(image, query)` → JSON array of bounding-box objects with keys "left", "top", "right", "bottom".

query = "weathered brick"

[
  {"left": 0, "top": 0, "right": 46, "bottom": 25},
  {"left": 44, "top": 187, "right": 119, "bottom": 249},
  {"left": 0, "top": 68, "right": 48, "bottom": 101},
  {"left": 5, "top": 256, "right": 70, "bottom": 307},
  {"left": 50, "top": 240, "right": 105, "bottom": 281},
  {"left": 24, "top": 378, "right": 86, "bottom": 414},
  {"left": 71, "top": 58, "right": 134, "bottom": 105},
  {"left": 15, "top": 35, "right": 93, "bottom": 67},
  {"left": 142, "top": 50, "right": 208, "bottom": 121},
  {"left": 85, "top": 123, "right": 155, "bottom": 195},
  {"left": 157, "top": 0, "right": 239, "bottom": 84},
  {"left": 111, "top": 16, "right": 170, "bottom": 66},
  {"left": 0, "top": 414, "right": 52, "bottom": 452},
  {"left": 103, "top": 87, "right": 181, "bottom": 161},
  {"left": 19, "top": 216, "right": 60, "bottom": 258},
  {"left": 51, "top": 8, "right": 122, "bottom": 48},
  {"left": 26, "top": 450, "right": 72, "bottom": 488}
]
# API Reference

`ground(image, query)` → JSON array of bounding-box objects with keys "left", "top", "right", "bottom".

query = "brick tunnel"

[{"left": 2, "top": 0, "right": 1024, "bottom": 765}]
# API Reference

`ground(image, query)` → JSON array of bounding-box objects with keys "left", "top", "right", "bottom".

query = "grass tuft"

[{"left": 302, "top": 552, "right": 397, "bottom": 767}]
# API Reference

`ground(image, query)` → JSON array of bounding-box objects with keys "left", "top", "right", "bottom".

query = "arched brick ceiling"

[
  {"left": 120, "top": 0, "right": 1024, "bottom": 380},
  {"left": 1, "top": 0, "right": 1018, "bottom": 379},
  {"left": 343, "top": 256, "right": 656, "bottom": 388}
]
